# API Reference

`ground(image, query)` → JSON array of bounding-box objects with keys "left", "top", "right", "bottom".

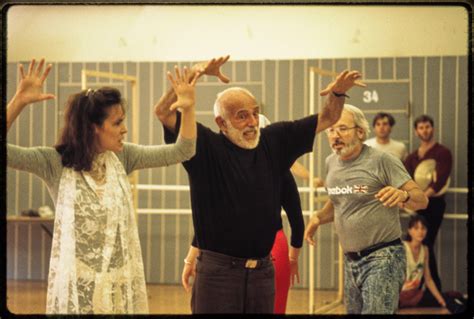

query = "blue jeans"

[{"left": 344, "top": 244, "right": 406, "bottom": 314}]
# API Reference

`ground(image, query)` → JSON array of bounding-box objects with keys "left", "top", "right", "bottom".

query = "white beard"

[
  {"left": 225, "top": 120, "right": 260, "bottom": 149},
  {"left": 332, "top": 137, "right": 360, "bottom": 157}
]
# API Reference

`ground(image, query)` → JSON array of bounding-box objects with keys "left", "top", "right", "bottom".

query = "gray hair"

[
  {"left": 213, "top": 87, "right": 256, "bottom": 118},
  {"left": 342, "top": 104, "right": 371, "bottom": 141}
]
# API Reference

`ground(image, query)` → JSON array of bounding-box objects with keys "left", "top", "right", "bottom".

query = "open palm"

[
  {"left": 320, "top": 70, "right": 366, "bottom": 96},
  {"left": 192, "top": 55, "right": 230, "bottom": 84},
  {"left": 16, "top": 59, "right": 55, "bottom": 105},
  {"left": 168, "top": 66, "right": 200, "bottom": 112}
]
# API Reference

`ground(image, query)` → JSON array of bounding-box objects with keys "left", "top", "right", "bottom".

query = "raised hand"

[
  {"left": 320, "top": 70, "right": 366, "bottom": 96},
  {"left": 191, "top": 55, "right": 230, "bottom": 83},
  {"left": 167, "top": 66, "right": 200, "bottom": 112},
  {"left": 15, "top": 58, "right": 55, "bottom": 105}
]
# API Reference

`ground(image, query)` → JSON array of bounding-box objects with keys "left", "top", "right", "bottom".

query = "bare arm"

[
  {"left": 316, "top": 70, "right": 366, "bottom": 133},
  {"left": 166, "top": 66, "right": 199, "bottom": 140},
  {"left": 304, "top": 200, "right": 335, "bottom": 246},
  {"left": 154, "top": 55, "right": 231, "bottom": 133},
  {"left": 375, "top": 180, "right": 428, "bottom": 211},
  {"left": 290, "top": 161, "right": 324, "bottom": 187},
  {"left": 7, "top": 59, "right": 55, "bottom": 133},
  {"left": 400, "top": 180, "right": 429, "bottom": 211}
]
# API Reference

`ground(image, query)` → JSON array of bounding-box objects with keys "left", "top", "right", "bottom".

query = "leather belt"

[
  {"left": 345, "top": 238, "right": 402, "bottom": 261},
  {"left": 199, "top": 250, "right": 271, "bottom": 269}
]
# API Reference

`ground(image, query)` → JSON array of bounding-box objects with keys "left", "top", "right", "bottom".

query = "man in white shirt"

[{"left": 365, "top": 112, "right": 407, "bottom": 161}]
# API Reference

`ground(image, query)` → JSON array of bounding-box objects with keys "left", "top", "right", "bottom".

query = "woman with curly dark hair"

[{"left": 6, "top": 58, "right": 209, "bottom": 314}]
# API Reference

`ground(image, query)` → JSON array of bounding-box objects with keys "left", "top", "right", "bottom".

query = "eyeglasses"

[{"left": 326, "top": 126, "right": 358, "bottom": 136}]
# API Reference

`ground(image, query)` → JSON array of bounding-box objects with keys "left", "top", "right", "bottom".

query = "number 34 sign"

[
  {"left": 350, "top": 80, "right": 410, "bottom": 111},
  {"left": 363, "top": 90, "right": 379, "bottom": 103}
]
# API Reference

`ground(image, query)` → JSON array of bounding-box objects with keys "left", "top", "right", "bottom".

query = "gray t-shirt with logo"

[{"left": 325, "top": 144, "right": 412, "bottom": 253}]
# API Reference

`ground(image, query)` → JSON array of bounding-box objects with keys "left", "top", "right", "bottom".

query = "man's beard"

[
  {"left": 225, "top": 120, "right": 260, "bottom": 149},
  {"left": 332, "top": 137, "right": 360, "bottom": 157},
  {"left": 419, "top": 132, "right": 433, "bottom": 142}
]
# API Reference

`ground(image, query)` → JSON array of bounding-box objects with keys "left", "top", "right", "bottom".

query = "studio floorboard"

[{"left": 6, "top": 280, "right": 449, "bottom": 315}]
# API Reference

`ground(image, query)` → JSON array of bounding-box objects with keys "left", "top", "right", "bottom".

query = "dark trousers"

[
  {"left": 417, "top": 196, "right": 446, "bottom": 291},
  {"left": 191, "top": 250, "right": 275, "bottom": 314}
]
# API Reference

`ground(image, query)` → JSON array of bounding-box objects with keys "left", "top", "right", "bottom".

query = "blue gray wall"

[{"left": 6, "top": 56, "right": 468, "bottom": 292}]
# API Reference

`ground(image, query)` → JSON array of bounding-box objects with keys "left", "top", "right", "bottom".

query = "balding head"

[
  {"left": 213, "top": 87, "right": 260, "bottom": 149},
  {"left": 213, "top": 87, "right": 257, "bottom": 119}
]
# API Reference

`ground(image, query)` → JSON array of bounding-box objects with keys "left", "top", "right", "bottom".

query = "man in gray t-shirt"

[{"left": 304, "top": 104, "right": 428, "bottom": 314}]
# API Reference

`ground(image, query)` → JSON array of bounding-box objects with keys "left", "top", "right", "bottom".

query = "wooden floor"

[{"left": 6, "top": 280, "right": 449, "bottom": 315}]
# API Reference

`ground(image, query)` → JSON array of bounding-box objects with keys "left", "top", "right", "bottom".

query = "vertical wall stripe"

[
  {"left": 246, "top": 60, "right": 251, "bottom": 82},
  {"left": 109, "top": 62, "right": 113, "bottom": 84},
  {"left": 42, "top": 74, "right": 47, "bottom": 204},
  {"left": 15, "top": 64, "right": 20, "bottom": 214},
  {"left": 14, "top": 224, "right": 18, "bottom": 279},
  {"left": 175, "top": 61, "right": 183, "bottom": 282},
  {"left": 289, "top": 60, "right": 293, "bottom": 120},
  {"left": 54, "top": 63, "right": 59, "bottom": 151},
  {"left": 453, "top": 56, "right": 459, "bottom": 289},
  {"left": 392, "top": 57, "right": 396, "bottom": 80},
  {"left": 439, "top": 57, "right": 443, "bottom": 142},
  {"left": 377, "top": 57, "right": 381, "bottom": 79},
  {"left": 262, "top": 60, "right": 266, "bottom": 105},
  {"left": 274, "top": 61, "right": 279, "bottom": 121},
  {"left": 146, "top": 63, "right": 153, "bottom": 281},
  {"left": 362, "top": 57, "right": 366, "bottom": 78},
  {"left": 423, "top": 57, "right": 427, "bottom": 114},
  {"left": 27, "top": 224, "right": 32, "bottom": 279},
  {"left": 28, "top": 105, "right": 33, "bottom": 208},
  {"left": 41, "top": 231, "right": 45, "bottom": 279},
  {"left": 160, "top": 62, "right": 167, "bottom": 283},
  {"left": 409, "top": 57, "right": 413, "bottom": 148},
  {"left": 304, "top": 60, "right": 308, "bottom": 119},
  {"left": 135, "top": 61, "right": 139, "bottom": 140},
  {"left": 232, "top": 60, "right": 236, "bottom": 83}
]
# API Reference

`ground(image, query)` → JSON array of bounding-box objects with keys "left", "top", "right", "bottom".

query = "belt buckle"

[{"left": 245, "top": 259, "right": 258, "bottom": 269}]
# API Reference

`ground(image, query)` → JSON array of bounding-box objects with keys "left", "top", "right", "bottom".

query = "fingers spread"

[
  {"left": 167, "top": 71, "right": 177, "bottom": 88},
  {"left": 19, "top": 64, "right": 25, "bottom": 79},
  {"left": 36, "top": 59, "right": 45, "bottom": 76},
  {"left": 40, "top": 93, "right": 56, "bottom": 101},
  {"left": 221, "top": 55, "right": 230, "bottom": 64},
  {"left": 28, "top": 59, "right": 36, "bottom": 75},
  {"left": 218, "top": 72, "right": 230, "bottom": 84},
  {"left": 336, "top": 70, "right": 349, "bottom": 82},
  {"left": 190, "top": 71, "right": 200, "bottom": 86},
  {"left": 183, "top": 66, "right": 189, "bottom": 81},
  {"left": 40, "top": 64, "right": 53, "bottom": 83},
  {"left": 174, "top": 65, "right": 182, "bottom": 81}
]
